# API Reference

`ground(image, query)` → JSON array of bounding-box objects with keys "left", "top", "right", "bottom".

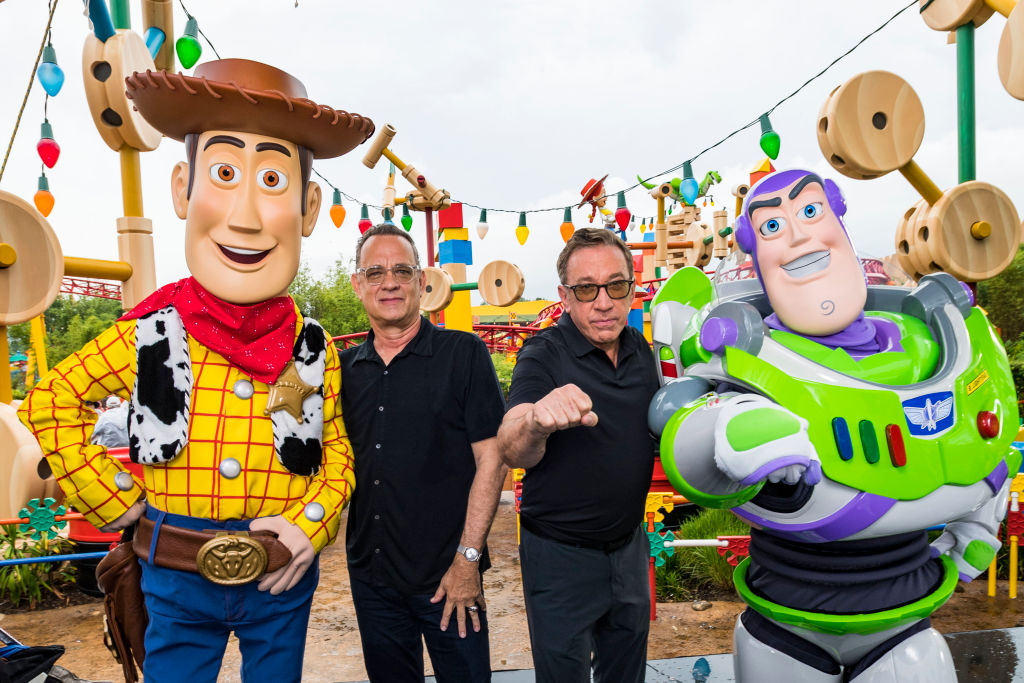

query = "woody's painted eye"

[
  {"left": 258, "top": 168, "right": 288, "bottom": 190},
  {"left": 210, "top": 163, "right": 240, "bottom": 184}
]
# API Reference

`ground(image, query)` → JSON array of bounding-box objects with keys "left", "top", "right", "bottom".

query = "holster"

[{"left": 95, "top": 525, "right": 146, "bottom": 683}]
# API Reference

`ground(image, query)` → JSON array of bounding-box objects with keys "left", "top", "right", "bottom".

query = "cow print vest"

[{"left": 127, "top": 305, "right": 327, "bottom": 477}]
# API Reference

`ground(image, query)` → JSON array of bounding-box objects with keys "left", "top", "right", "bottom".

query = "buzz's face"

[{"left": 749, "top": 176, "right": 866, "bottom": 336}]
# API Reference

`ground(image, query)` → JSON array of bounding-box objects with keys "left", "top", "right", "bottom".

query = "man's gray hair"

[
  {"left": 556, "top": 227, "right": 634, "bottom": 284},
  {"left": 355, "top": 223, "right": 421, "bottom": 268}
]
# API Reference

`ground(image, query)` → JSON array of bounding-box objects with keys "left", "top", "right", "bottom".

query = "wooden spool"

[
  {"left": 919, "top": 0, "right": 994, "bottom": 31},
  {"left": 82, "top": 30, "right": 161, "bottom": 152},
  {"left": 0, "top": 191, "right": 63, "bottom": 325},
  {"left": 923, "top": 181, "right": 1021, "bottom": 281},
  {"left": 817, "top": 71, "right": 925, "bottom": 180},
  {"left": 0, "top": 403, "right": 60, "bottom": 519},
  {"left": 478, "top": 260, "right": 526, "bottom": 307},
  {"left": 420, "top": 266, "right": 454, "bottom": 313},
  {"left": 894, "top": 200, "right": 940, "bottom": 280},
  {"left": 712, "top": 210, "right": 731, "bottom": 258},
  {"left": 999, "top": 5, "right": 1024, "bottom": 100}
]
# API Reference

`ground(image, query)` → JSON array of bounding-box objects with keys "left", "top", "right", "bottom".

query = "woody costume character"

[{"left": 18, "top": 59, "right": 374, "bottom": 682}]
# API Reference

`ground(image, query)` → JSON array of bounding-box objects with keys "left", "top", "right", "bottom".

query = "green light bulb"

[
  {"left": 176, "top": 18, "right": 202, "bottom": 69},
  {"left": 759, "top": 114, "right": 781, "bottom": 160}
]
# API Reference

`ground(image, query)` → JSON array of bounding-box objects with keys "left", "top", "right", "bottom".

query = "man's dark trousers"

[
  {"left": 519, "top": 525, "right": 650, "bottom": 683},
  {"left": 350, "top": 577, "right": 491, "bottom": 682}
]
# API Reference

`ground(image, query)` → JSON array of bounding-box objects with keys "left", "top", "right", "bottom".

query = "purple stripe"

[
  {"left": 732, "top": 491, "right": 897, "bottom": 543},
  {"left": 738, "top": 456, "right": 811, "bottom": 487},
  {"left": 983, "top": 460, "right": 1008, "bottom": 495}
]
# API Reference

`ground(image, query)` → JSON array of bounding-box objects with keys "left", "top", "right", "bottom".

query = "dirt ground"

[{"left": 4, "top": 493, "right": 1024, "bottom": 681}]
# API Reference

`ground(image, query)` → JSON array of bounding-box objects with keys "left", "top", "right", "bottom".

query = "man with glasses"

[
  {"left": 340, "top": 223, "right": 507, "bottom": 682},
  {"left": 497, "top": 227, "right": 659, "bottom": 683}
]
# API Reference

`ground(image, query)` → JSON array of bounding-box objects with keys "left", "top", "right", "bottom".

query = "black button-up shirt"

[
  {"left": 340, "top": 317, "right": 506, "bottom": 594},
  {"left": 507, "top": 313, "right": 659, "bottom": 545}
]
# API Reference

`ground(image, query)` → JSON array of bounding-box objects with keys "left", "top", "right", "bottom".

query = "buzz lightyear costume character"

[{"left": 648, "top": 168, "right": 1020, "bottom": 682}]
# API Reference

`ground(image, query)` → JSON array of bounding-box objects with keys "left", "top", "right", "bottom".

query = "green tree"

[
  {"left": 289, "top": 259, "right": 369, "bottom": 339},
  {"left": 490, "top": 353, "right": 515, "bottom": 398},
  {"left": 978, "top": 247, "right": 1024, "bottom": 342}
]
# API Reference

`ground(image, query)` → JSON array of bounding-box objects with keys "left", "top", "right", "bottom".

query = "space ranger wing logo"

[{"left": 902, "top": 392, "right": 955, "bottom": 436}]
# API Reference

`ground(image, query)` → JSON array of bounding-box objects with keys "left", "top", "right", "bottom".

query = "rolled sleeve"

[{"left": 284, "top": 334, "right": 355, "bottom": 553}]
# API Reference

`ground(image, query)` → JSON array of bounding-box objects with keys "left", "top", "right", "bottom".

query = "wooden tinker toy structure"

[{"left": 363, "top": 124, "right": 525, "bottom": 331}]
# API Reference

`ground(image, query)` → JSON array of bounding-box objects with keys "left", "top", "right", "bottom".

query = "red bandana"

[{"left": 121, "top": 277, "right": 297, "bottom": 384}]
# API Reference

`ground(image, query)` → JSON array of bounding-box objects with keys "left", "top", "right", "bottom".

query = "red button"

[
  {"left": 885, "top": 424, "right": 906, "bottom": 467},
  {"left": 977, "top": 411, "right": 1000, "bottom": 439}
]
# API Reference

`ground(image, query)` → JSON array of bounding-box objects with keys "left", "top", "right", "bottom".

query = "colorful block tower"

[{"left": 437, "top": 203, "right": 473, "bottom": 332}]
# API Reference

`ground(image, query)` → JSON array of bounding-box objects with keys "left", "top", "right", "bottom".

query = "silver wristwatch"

[{"left": 457, "top": 543, "right": 482, "bottom": 562}]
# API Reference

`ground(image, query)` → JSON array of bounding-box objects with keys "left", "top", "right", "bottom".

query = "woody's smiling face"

[{"left": 171, "top": 129, "right": 321, "bottom": 304}]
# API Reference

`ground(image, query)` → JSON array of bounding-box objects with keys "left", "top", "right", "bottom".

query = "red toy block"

[{"left": 437, "top": 202, "right": 464, "bottom": 230}]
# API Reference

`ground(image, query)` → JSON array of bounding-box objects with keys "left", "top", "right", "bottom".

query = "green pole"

[
  {"left": 956, "top": 24, "right": 976, "bottom": 183},
  {"left": 110, "top": 0, "right": 130, "bottom": 29},
  {"left": 450, "top": 282, "right": 478, "bottom": 292}
]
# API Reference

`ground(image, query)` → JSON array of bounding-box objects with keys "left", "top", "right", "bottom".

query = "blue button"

[{"left": 832, "top": 417, "right": 853, "bottom": 461}]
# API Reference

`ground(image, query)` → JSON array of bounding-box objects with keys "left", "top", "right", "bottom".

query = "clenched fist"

[{"left": 531, "top": 384, "right": 599, "bottom": 434}]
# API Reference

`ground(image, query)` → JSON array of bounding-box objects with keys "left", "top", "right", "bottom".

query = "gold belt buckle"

[{"left": 196, "top": 531, "right": 268, "bottom": 585}]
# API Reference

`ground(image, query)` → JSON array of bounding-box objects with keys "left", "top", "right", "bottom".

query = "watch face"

[{"left": 462, "top": 546, "right": 481, "bottom": 562}]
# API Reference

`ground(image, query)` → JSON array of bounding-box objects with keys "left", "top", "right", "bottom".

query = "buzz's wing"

[
  {"left": 903, "top": 406, "right": 927, "bottom": 427},
  {"left": 934, "top": 397, "right": 954, "bottom": 421}
]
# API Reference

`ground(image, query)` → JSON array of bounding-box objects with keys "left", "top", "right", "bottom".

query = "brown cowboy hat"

[
  {"left": 577, "top": 174, "right": 609, "bottom": 208},
  {"left": 125, "top": 59, "right": 375, "bottom": 159}
]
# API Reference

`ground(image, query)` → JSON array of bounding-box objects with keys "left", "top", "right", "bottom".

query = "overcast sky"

[{"left": 3, "top": 0, "right": 1024, "bottom": 304}]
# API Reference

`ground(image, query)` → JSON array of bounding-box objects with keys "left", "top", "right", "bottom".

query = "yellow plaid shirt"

[{"left": 17, "top": 314, "right": 354, "bottom": 552}]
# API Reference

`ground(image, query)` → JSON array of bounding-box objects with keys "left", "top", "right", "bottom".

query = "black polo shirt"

[
  {"left": 507, "top": 313, "right": 659, "bottom": 545},
  {"left": 340, "top": 317, "right": 506, "bottom": 594}
]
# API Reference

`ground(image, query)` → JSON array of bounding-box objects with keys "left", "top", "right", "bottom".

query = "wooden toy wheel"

[
  {"left": 684, "top": 223, "right": 713, "bottom": 269},
  {"left": 999, "top": 4, "right": 1024, "bottom": 100},
  {"left": 420, "top": 266, "right": 454, "bottom": 313},
  {"left": 83, "top": 30, "right": 161, "bottom": 152},
  {"left": 895, "top": 200, "right": 940, "bottom": 280},
  {"left": 478, "top": 260, "right": 525, "bottom": 307},
  {"left": 0, "top": 191, "right": 63, "bottom": 325},
  {"left": 0, "top": 403, "right": 59, "bottom": 519},
  {"left": 919, "top": 0, "right": 993, "bottom": 31},
  {"left": 817, "top": 71, "right": 925, "bottom": 180},
  {"left": 926, "top": 181, "right": 1021, "bottom": 282}
]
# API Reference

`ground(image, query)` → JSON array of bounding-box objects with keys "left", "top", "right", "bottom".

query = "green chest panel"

[{"left": 723, "top": 309, "right": 1020, "bottom": 500}]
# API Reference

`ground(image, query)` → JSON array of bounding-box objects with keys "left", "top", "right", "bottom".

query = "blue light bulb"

[
  {"left": 37, "top": 45, "right": 64, "bottom": 97},
  {"left": 680, "top": 178, "right": 699, "bottom": 205}
]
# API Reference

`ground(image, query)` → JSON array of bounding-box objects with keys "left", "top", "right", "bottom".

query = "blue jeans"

[
  {"left": 350, "top": 575, "right": 491, "bottom": 682},
  {"left": 139, "top": 507, "right": 319, "bottom": 683}
]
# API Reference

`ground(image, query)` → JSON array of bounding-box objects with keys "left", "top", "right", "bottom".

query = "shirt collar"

[
  {"left": 558, "top": 312, "right": 637, "bottom": 361},
  {"left": 352, "top": 316, "right": 434, "bottom": 363}
]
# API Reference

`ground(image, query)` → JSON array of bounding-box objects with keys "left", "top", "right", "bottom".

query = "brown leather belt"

[{"left": 133, "top": 514, "right": 291, "bottom": 585}]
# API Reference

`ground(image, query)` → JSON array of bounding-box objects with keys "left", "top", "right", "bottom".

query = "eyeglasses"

[
  {"left": 562, "top": 279, "right": 634, "bottom": 302},
  {"left": 356, "top": 264, "right": 420, "bottom": 285}
]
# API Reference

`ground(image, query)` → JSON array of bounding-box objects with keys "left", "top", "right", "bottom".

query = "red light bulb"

[{"left": 37, "top": 120, "right": 60, "bottom": 168}]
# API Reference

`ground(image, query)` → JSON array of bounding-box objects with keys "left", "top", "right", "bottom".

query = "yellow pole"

[
  {"left": 382, "top": 148, "right": 407, "bottom": 172},
  {"left": 989, "top": 556, "right": 998, "bottom": 597},
  {"left": 1011, "top": 536, "right": 1019, "bottom": 599},
  {"left": 0, "top": 325, "right": 11, "bottom": 404},
  {"left": 120, "top": 147, "right": 144, "bottom": 217},
  {"left": 985, "top": 0, "right": 1016, "bottom": 17},
  {"left": 898, "top": 160, "right": 944, "bottom": 206},
  {"left": 29, "top": 315, "right": 47, "bottom": 386},
  {"left": 63, "top": 256, "right": 133, "bottom": 281}
]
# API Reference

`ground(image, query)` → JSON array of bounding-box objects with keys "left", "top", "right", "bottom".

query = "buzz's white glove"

[
  {"left": 931, "top": 478, "right": 1010, "bottom": 582},
  {"left": 713, "top": 395, "right": 822, "bottom": 487}
]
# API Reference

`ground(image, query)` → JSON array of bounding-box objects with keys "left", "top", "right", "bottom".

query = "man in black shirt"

[
  {"left": 498, "top": 228, "right": 660, "bottom": 683},
  {"left": 341, "top": 224, "right": 507, "bottom": 682}
]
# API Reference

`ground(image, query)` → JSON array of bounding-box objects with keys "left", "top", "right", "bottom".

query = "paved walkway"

[{"left": 383, "top": 626, "right": 1024, "bottom": 682}]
